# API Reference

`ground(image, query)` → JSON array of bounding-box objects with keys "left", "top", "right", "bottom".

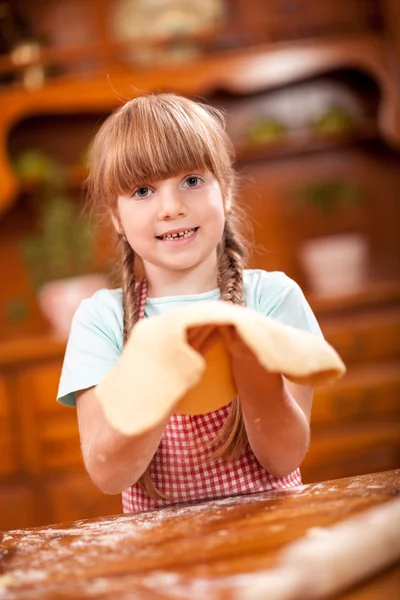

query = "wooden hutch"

[{"left": 0, "top": 1, "right": 399, "bottom": 529}]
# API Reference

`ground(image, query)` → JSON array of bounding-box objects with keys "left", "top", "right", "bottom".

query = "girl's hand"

[
  {"left": 219, "top": 325, "right": 285, "bottom": 408},
  {"left": 219, "top": 324, "right": 313, "bottom": 477}
]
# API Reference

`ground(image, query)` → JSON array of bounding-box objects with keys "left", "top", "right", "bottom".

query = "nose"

[{"left": 157, "top": 187, "right": 187, "bottom": 221}]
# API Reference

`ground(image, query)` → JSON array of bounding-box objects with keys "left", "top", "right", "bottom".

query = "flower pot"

[
  {"left": 299, "top": 233, "right": 369, "bottom": 296},
  {"left": 38, "top": 274, "right": 108, "bottom": 339}
]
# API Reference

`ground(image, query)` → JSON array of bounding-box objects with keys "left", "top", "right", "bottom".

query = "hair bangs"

[
  {"left": 113, "top": 110, "right": 218, "bottom": 192},
  {"left": 88, "top": 94, "right": 233, "bottom": 206}
]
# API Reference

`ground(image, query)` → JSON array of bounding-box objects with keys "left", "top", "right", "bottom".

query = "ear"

[
  {"left": 224, "top": 190, "right": 232, "bottom": 214},
  {"left": 109, "top": 208, "right": 124, "bottom": 237}
]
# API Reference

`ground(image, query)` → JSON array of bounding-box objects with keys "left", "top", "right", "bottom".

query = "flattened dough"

[{"left": 95, "top": 301, "right": 345, "bottom": 435}]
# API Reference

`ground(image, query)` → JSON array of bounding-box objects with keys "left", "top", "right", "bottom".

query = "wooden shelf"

[
  {"left": 0, "top": 26, "right": 230, "bottom": 79},
  {"left": 235, "top": 123, "right": 378, "bottom": 163},
  {"left": 0, "top": 334, "right": 65, "bottom": 367},
  {"left": 16, "top": 126, "right": 379, "bottom": 194},
  {"left": 19, "top": 165, "right": 87, "bottom": 193},
  {"left": 1, "top": 33, "right": 400, "bottom": 214},
  {"left": 309, "top": 279, "right": 400, "bottom": 314},
  {"left": 0, "top": 280, "right": 398, "bottom": 367}
]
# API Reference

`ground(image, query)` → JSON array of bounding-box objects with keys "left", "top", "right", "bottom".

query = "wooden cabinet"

[
  {"left": 44, "top": 472, "right": 123, "bottom": 525},
  {"left": 0, "top": 375, "right": 17, "bottom": 478},
  {"left": 246, "top": 0, "right": 382, "bottom": 42},
  {"left": 0, "top": 1, "right": 400, "bottom": 531},
  {"left": 15, "top": 360, "right": 82, "bottom": 474},
  {"left": 1, "top": 38, "right": 400, "bottom": 338},
  {"left": 0, "top": 344, "right": 121, "bottom": 531},
  {"left": 302, "top": 283, "right": 400, "bottom": 482},
  {"left": 0, "top": 484, "right": 38, "bottom": 531},
  {"left": 0, "top": 283, "right": 399, "bottom": 530}
]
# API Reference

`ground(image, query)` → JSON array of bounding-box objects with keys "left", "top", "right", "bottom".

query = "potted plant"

[
  {"left": 15, "top": 150, "right": 108, "bottom": 338},
  {"left": 245, "top": 117, "right": 287, "bottom": 147},
  {"left": 312, "top": 106, "right": 356, "bottom": 136},
  {"left": 293, "top": 178, "right": 370, "bottom": 296}
]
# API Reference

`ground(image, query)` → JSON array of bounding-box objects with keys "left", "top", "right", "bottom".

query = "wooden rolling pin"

[{"left": 235, "top": 497, "right": 400, "bottom": 600}]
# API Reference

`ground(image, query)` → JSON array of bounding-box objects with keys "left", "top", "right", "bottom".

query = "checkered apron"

[{"left": 122, "top": 280, "right": 302, "bottom": 513}]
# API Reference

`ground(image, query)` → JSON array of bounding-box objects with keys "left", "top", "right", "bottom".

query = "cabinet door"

[
  {"left": 14, "top": 360, "right": 122, "bottom": 525},
  {"left": 302, "top": 421, "right": 400, "bottom": 483},
  {"left": 311, "top": 363, "right": 400, "bottom": 427},
  {"left": 16, "top": 360, "right": 82, "bottom": 474},
  {"left": 0, "top": 374, "right": 18, "bottom": 477},
  {"left": 0, "top": 483, "right": 38, "bottom": 531},
  {"left": 321, "top": 308, "right": 400, "bottom": 366},
  {"left": 44, "top": 472, "right": 122, "bottom": 525},
  {"left": 304, "top": 362, "right": 400, "bottom": 482}
]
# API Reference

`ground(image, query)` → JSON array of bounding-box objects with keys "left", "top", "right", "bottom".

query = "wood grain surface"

[{"left": 0, "top": 470, "right": 399, "bottom": 599}]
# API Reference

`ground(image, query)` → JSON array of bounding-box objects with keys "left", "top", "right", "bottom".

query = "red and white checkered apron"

[{"left": 122, "top": 280, "right": 302, "bottom": 513}]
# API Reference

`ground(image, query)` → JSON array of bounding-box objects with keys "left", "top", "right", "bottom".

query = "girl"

[{"left": 58, "top": 93, "right": 323, "bottom": 514}]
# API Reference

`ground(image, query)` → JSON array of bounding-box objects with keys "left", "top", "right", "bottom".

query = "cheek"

[
  {"left": 213, "top": 208, "right": 225, "bottom": 237},
  {"left": 207, "top": 197, "right": 226, "bottom": 233},
  {"left": 199, "top": 186, "right": 225, "bottom": 220},
  {"left": 118, "top": 205, "right": 149, "bottom": 240}
]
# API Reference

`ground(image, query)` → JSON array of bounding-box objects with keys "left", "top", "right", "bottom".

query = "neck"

[{"left": 143, "top": 253, "right": 219, "bottom": 298}]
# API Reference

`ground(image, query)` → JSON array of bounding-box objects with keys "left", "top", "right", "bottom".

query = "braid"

[
  {"left": 126, "top": 215, "right": 250, "bottom": 501},
  {"left": 120, "top": 237, "right": 139, "bottom": 344},
  {"left": 119, "top": 236, "right": 168, "bottom": 501},
  {"left": 210, "top": 214, "right": 248, "bottom": 462},
  {"left": 218, "top": 217, "right": 245, "bottom": 306}
]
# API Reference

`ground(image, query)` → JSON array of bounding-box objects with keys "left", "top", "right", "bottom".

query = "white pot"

[
  {"left": 299, "top": 233, "right": 369, "bottom": 296},
  {"left": 38, "top": 274, "right": 108, "bottom": 339}
]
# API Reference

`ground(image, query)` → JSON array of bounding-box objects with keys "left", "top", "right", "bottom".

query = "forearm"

[
  {"left": 88, "top": 419, "right": 167, "bottom": 495},
  {"left": 77, "top": 388, "right": 169, "bottom": 495},
  {"left": 240, "top": 377, "right": 311, "bottom": 478}
]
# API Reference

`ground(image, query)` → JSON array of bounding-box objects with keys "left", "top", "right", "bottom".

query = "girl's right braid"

[
  {"left": 122, "top": 216, "right": 249, "bottom": 497},
  {"left": 119, "top": 236, "right": 168, "bottom": 501},
  {"left": 120, "top": 237, "right": 139, "bottom": 345}
]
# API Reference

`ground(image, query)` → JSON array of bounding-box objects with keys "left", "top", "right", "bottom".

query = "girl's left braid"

[
  {"left": 218, "top": 217, "right": 245, "bottom": 307},
  {"left": 211, "top": 214, "right": 248, "bottom": 462}
]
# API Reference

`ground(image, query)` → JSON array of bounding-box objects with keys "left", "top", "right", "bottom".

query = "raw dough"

[
  {"left": 236, "top": 497, "right": 400, "bottom": 600},
  {"left": 95, "top": 301, "right": 345, "bottom": 435}
]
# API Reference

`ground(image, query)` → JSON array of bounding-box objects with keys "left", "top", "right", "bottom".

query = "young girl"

[{"left": 57, "top": 93, "right": 323, "bottom": 514}]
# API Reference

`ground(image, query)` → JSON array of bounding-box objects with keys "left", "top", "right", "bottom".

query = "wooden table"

[{"left": 0, "top": 470, "right": 399, "bottom": 599}]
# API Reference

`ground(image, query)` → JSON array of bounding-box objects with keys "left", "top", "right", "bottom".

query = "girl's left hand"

[{"left": 219, "top": 325, "right": 285, "bottom": 407}]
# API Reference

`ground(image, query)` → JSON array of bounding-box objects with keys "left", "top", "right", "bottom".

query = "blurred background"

[{"left": 0, "top": 0, "right": 399, "bottom": 530}]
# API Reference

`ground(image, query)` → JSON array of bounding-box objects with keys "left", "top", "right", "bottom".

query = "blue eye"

[
  {"left": 184, "top": 176, "right": 202, "bottom": 188},
  {"left": 132, "top": 187, "right": 153, "bottom": 198}
]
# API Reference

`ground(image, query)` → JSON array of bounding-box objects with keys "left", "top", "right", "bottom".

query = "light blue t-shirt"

[{"left": 57, "top": 269, "right": 322, "bottom": 407}]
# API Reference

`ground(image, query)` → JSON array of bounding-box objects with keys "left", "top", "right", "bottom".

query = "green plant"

[
  {"left": 294, "top": 178, "right": 367, "bottom": 217},
  {"left": 246, "top": 117, "right": 287, "bottom": 146},
  {"left": 312, "top": 106, "right": 356, "bottom": 136},
  {"left": 15, "top": 150, "right": 95, "bottom": 288}
]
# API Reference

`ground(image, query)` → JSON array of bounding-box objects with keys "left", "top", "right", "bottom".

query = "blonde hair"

[{"left": 87, "top": 93, "right": 249, "bottom": 501}]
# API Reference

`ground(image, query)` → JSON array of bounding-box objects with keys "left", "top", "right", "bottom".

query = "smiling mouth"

[{"left": 156, "top": 227, "right": 199, "bottom": 241}]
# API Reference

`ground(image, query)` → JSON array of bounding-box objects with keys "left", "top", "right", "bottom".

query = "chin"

[
  {"left": 161, "top": 259, "right": 202, "bottom": 272},
  {"left": 149, "top": 244, "right": 219, "bottom": 273}
]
